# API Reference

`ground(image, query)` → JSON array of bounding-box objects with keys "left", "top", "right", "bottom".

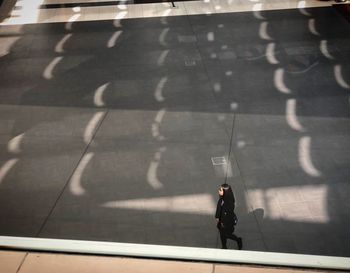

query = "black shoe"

[
  {"left": 221, "top": 245, "right": 227, "bottom": 249},
  {"left": 237, "top": 237, "right": 243, "bottom": 250}
]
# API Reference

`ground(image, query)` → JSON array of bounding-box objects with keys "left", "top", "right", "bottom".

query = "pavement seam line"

[
  {"left": 226, "top": 115, "right": 258, "bottom": 250},
  {"left": 15, "top": 252, "right": 28, "bottom": 273},
  {"left": 224, "top": 114, "right": 236, "bottom": 184},
  {"left": 232, "top": 149, "right": 269, "bottom": 251},
  {"left": 185, "top": 11, "right": 238, "bottom": 247},
  {"left": 226, "top": 107, "right": 269, "bottom": 250},
  {"left": 35, "top": 110, "right": 109, "bottom": 237},
  {"left": 184, "top": 9, "right": 233, "bottom": 139}
]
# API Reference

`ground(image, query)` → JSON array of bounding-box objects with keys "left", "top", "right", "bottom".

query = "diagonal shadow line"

[{"left": 35, "top": 110, "right": 109, "bottom": 237}]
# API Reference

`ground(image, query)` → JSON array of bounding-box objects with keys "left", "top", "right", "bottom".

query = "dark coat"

[{"left": 215, "top": 197, "right": 236, "bottom": 232}]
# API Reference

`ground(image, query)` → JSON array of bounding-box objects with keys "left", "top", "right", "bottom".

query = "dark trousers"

[{"left": 218, "top": 226, "right": 239, "bottom": 249}]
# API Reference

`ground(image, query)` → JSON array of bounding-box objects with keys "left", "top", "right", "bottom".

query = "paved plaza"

[{"left": 0, "top": 1, "right": 350, "bottom": 257}]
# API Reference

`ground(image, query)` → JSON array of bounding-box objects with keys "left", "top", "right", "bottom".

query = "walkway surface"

[
  {"left": 0, "top": 0, "right": 350, "bottom": 258},
  {"left": 0, "top": 250, "right": 342, "bottom": 273}
]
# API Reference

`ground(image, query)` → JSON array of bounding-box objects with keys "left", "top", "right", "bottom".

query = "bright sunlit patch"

[
  {"left": 230, "top": 102, "right": 238, "bottom": 110},
  {"left": 297, "top": 0, "right": 306, "bottom": 8},
  {"left": 43, "top": 56, "right": 63, "bottom": 80},
  {"left": 213, "top": 82, "right": 221, "bottom": 92},
  {"left": 252, "top": 3, "right": 263, "bottom": 11},
  {"left": 115, "top": 11, "right": 128, "bottom": 20},
  {"left": 155, "top": 77, "right": 167, "bottom": 102},
  {"left": 152, "top": 108, "right": 166, "bottom": 141},
  {"left": 157, "top": 50, "right": 170, "bottom": 66},
  {"left": 84, "top": 112, "right": 105, "bottom": 144},
  {"left": 299, "top": 136, "right": 321, "bottom": 177},
  {"left": 65, "top": 13, "right": 81, "bottom": 30},
  {"left": 246, "top": 185, "right": 329, "bottom": 223},
  {"left": 7, "top": 134, "right": 25, "bottom": 154},
  {"left": 0, "top": 37, "right": 21, "bottom": 57},
  {"left": 102, "top": 193, "right": 216, "bottom": 215},
  {"left": 118, "top": 4, "right": 127, "bottom": 10},
  {"left": 159, "top": 28, "right": 170, "bottom": 46},
  {"left": 107, "top": 31, "right": 122, "bottom": 48},
  {"left": 298, "top": 0, "right": 311, "bottom": 16},
  {"left": 286, "top": 99, "right": 305, "bottom": 132},
  {"left": 210, "top": 53, "right": 217, "bottom": 59},
  {"left": 253, "top": 3, "right": 265, "bottom": 20},
  {"left": 154, "top": 109, "right": 166, "bottom": 129},
  {"left": 274, "top": 68, "right": 291, "bottom": 94},
  {"left": 0, "top": 159, "right": 18, "bottom": 184},
  {"left": 68, "top": 13, "right": 81, "bottom": 22},
  {"left": 117, "top": 0, "right": 127, "bottom": 10},
  {"left": 72, "top": 6, "right": 81, "bottom": 13},
  {"left": 147, "top": 161, "right": 163, "bottom": 189},
  {"left": 6, "top": 0, "right": 45, "bottom": 24},
  {"left": 237, "top": 140, "right": 245, "bottom": 148},
  {"left": 113, "top": 19, "right": 122, "bottom": 28},
  {"left": 308, "top": 19, "right": 320, "bottom": 36},
  {"left": 69, "top": 153, "right": 94, "bottom": 196},
  {"left": 207, "top": 32, "right": 215, "bottom": 42},
  {"left": 259, "top": 22, "right": 273, "bottom": 41},
  {"left": 320, "top": 40, "right": 334, "bottom": 60},
  {"left": 334, "top": 64, "right": 350, "bottom": 89},
  {"left": 55, "top": 34, "right": 72, "bottom": 53},
  {"left": 159, "top": 16, "right": 168, "bottom": 25},
  {"left": 147, "top": 147, "right": 166, "bottom": 189},
  {"left": 162, "top": 9, "right": 171, "bottom": 17},
  {"left": 266, "top": 43, "right": 279, "bottom": 65},
  {"left": 94, "top": 83, "right": 109, "bottom": 107},
  {"left": 211, "top": 156, "right": 227, "bottom": 166}
]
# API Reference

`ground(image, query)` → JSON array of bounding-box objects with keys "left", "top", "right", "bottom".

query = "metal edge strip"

[{"left": 1, "top": 236, "right": 350, "bottom": 270}]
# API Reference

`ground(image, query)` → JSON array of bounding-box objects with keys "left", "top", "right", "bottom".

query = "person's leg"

[
  {"left": 226, "top": 232, "right": 243, "bottom": 250},
  {"left": 219, "top": 228, "right": 228, "bottom": 249},
  {"left": 227, "top": 232, "right": 238, "bottom": 241}
]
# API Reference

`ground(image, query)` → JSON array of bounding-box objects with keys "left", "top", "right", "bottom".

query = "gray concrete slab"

[
  {"left": 232, "top": 113, "right": 350, "bottom": 180},
  {"left": 0, "top": 105, "right": 104, "bottom": 236},
  {"left": 13, "top": 27, "right": 197, "bottom": 59},
  {"left": 263, "top": 234, "right": 298, "bottom": 254},
  {"left": 38, "top": 138, "right": 234, "bottom": 247},
  {"left": 95, "top": 109, "right": 233, "bottom": 144},
  {"left": 1, "top": 60, "right": 219, "bottom": 112},
  {"left": 0, "top": 5, "right": 350, "bottom": 258}
]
